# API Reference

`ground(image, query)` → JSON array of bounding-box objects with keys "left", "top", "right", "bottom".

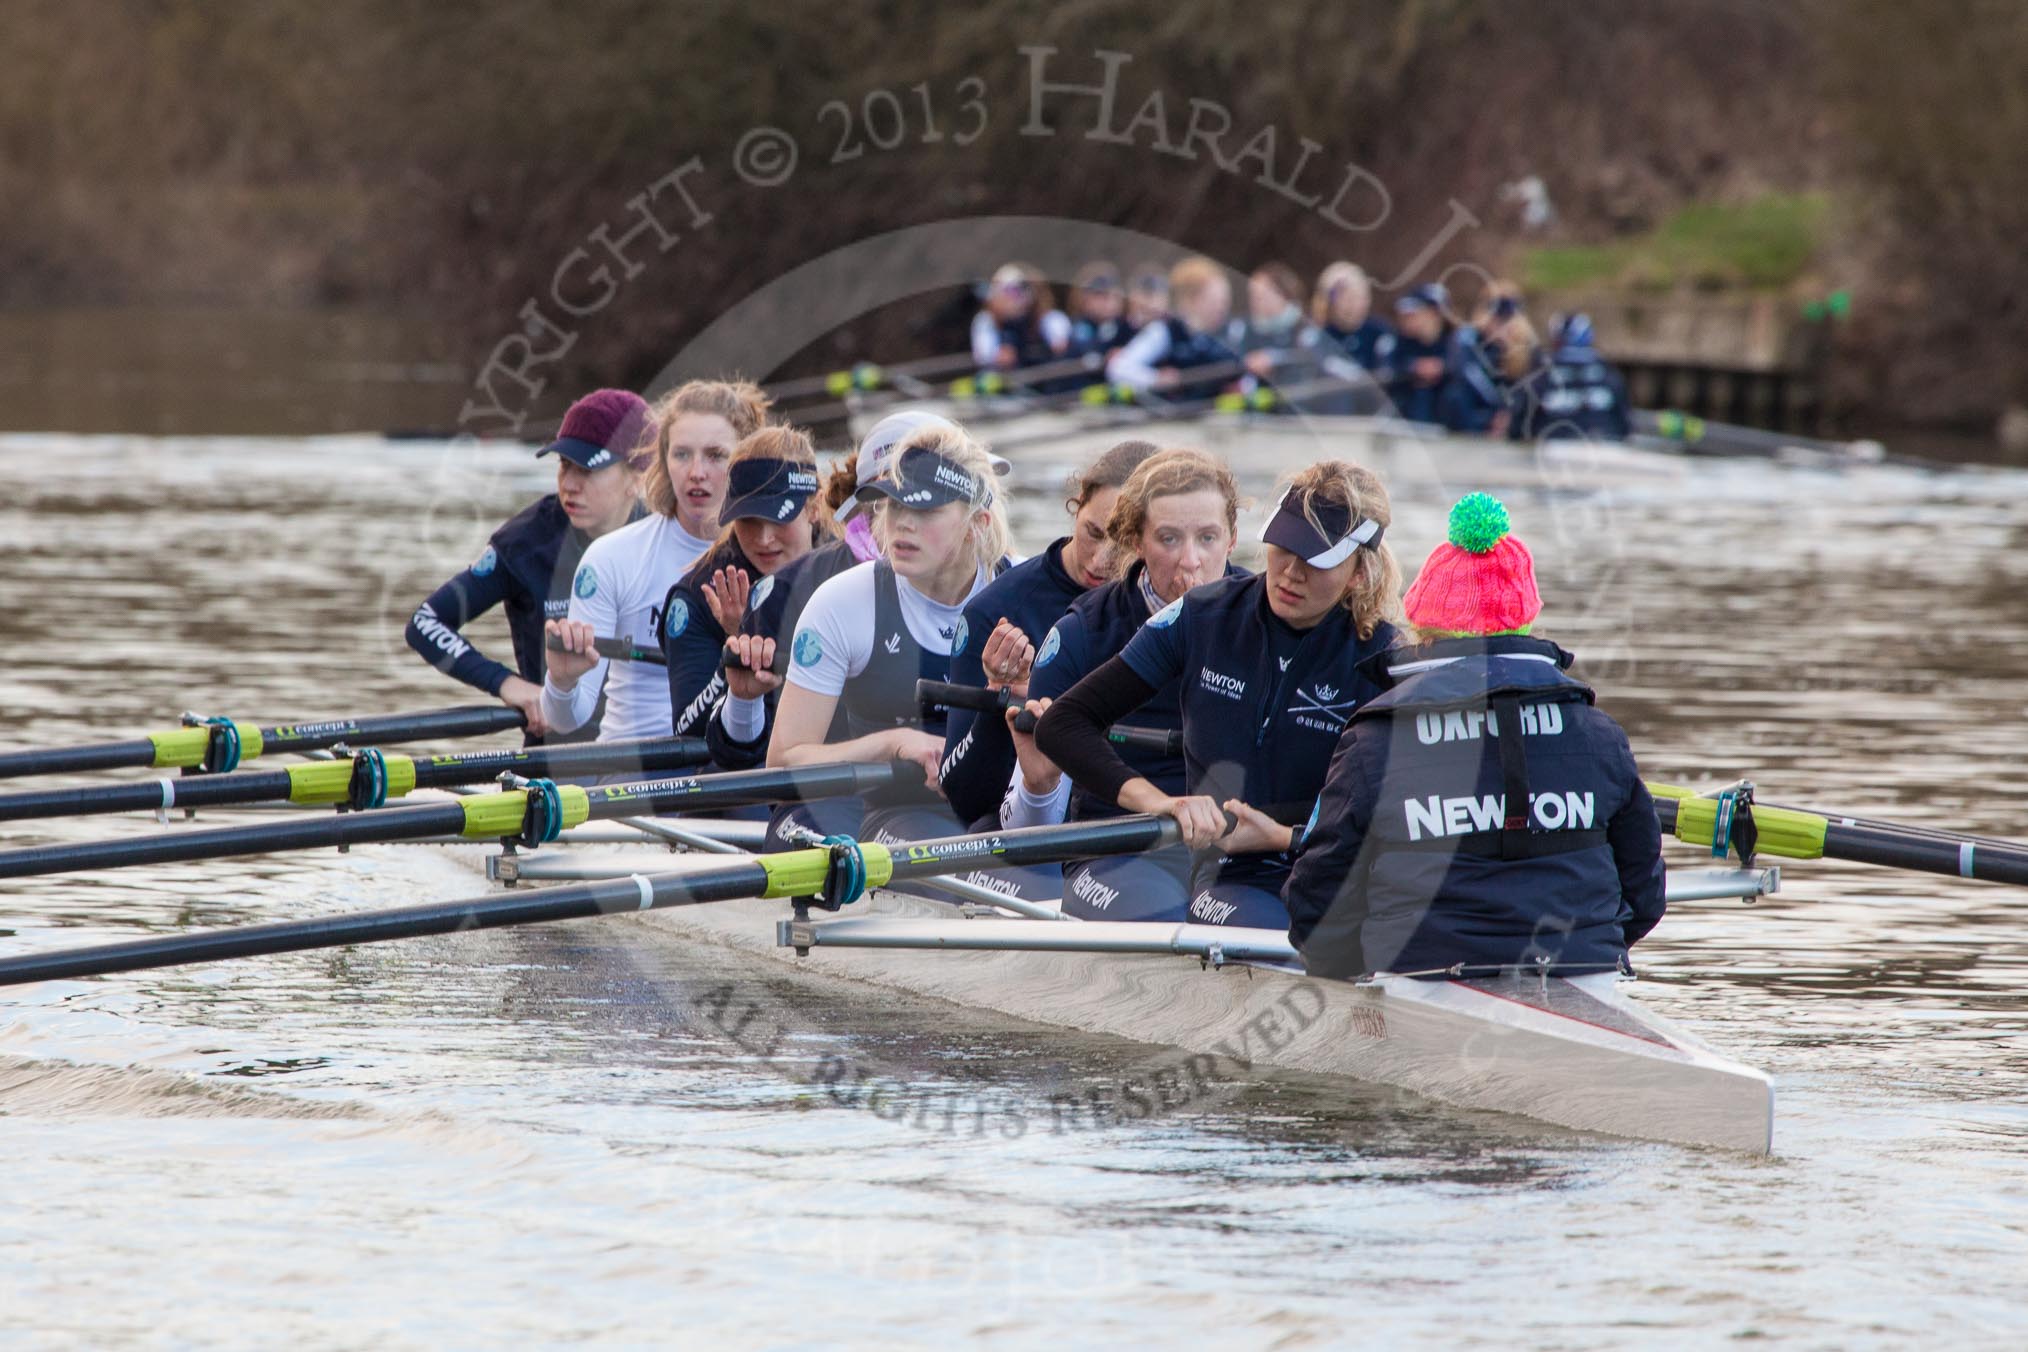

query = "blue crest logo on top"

[
  {"left": 573, "top": 566, "right": 598, "bottom": 599},
  {"left": 665, "top": 597, "right": 689, "bottom": 639},
  {"left": 471, "top": 546, "right": 497, "bottom": 577},
  {"left": 1148, "top": 598, "right": 1183, "bottom": 629},
  {"left": 793, "top": 628, "right": 823, "bottom": 667},
  {"left": 1034, "top": 625, "right": 1062, "bottom": 668},
  {"left": 951, "top": 614, "right": 969, "bottom": 657},
  {"left": 750, "top": 574, "right": 775, "bottom": 611}
]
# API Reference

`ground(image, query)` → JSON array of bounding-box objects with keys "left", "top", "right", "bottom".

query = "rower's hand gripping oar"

[
  {"left": 913, "top": 680, "right": 1183, "bottom": 756},
  {"left": 0, "top": 813, "right": 1185, "bottom": 989},
  {"left": 0, "top": 760, "right": 922, "bottom": 881},
  {"left": 720, "top": 644, "right": 789, "bottom": 677},
  {"left": 1650, "top": 780, "right": 2028, "bottom": 886},
  {"left": 545, "top": 633, "right": 667, "bottom": 666},
  {"left": 0, "top": 736, "right": 712, "bottom": 823},
  {"left": 0, "top": 705, "right": 527, "bottom": 782}
]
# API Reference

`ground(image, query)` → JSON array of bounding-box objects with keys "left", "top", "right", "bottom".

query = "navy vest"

[
  {"left": 706, "top": 539, "right": 861, "bottom": 768},
  {"left": 841, "top": 560, "right": 959, "bottom": 740}
]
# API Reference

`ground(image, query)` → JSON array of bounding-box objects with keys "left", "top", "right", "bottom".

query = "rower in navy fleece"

[
  {"left": 1037, "top": 462, "right": 1407, "bottom": 928},
  {"left": 1009, "top": 449, "right": 1245, "bottom": 919},
  {"left": 1285, "top": 495, "right": 1665, "bottom": 977},
  {"left": 938, "top": 440, "right": 1156, "bottom": 826},
  {"left": 661, "top": 427, "right": 827, "bottom": 751},
  {"left": 405, "top": 388, "right": 648, "bottom": 743}
]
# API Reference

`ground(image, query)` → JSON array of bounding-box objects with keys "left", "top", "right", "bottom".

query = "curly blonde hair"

[
  {"left": 1104, "top": 447, "right": 1242, "bottom": 572},
  {"left": 641, "top": 379, "right": 771, "bottom": 519}
]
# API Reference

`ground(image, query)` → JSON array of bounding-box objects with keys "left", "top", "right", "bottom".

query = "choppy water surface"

[{"left": 1, "top": 430, "right": 2025, "bottom": 1348}]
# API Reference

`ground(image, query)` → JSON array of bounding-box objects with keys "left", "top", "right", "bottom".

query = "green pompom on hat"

[
  {"left": 1403, "top": 493, "right": 1541, "bottom": 635},
  {"left": 1445, "top": 492, "right": 1510, "bottom": 553}
]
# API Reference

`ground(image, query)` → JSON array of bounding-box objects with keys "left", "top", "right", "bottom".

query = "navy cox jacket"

[{"left": 1284, "top": 636, "right": 1665, "bottom": 979}]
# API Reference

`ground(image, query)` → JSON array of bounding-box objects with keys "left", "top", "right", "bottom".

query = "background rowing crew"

[
  {"left": 970, "top": 256, "right": 1628, "bottom": 442},
  {"left": 408, "top": 387, "right": 1663, "bottom": 979}
]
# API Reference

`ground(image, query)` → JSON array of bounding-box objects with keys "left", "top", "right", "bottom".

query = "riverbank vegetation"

[{"left": 0, "top": 0, "right": 2017, "bottom": 436}]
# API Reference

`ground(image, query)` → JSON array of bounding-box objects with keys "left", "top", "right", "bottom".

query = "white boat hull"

[
  {"left": 451, "top": 837, "right": 1773, "bottom": 1153},
  {"left": 657, "top": 890, "right": 1770, "bottom": 1153}
]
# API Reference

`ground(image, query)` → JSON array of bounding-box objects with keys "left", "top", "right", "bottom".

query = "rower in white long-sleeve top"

[{"left": 543, "top": 379, "right": 768, "bottom": 743}]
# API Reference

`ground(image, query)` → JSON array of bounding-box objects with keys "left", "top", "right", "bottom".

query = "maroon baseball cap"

[{"left": 538, "top": 389, "right": 650, "bottom": 469}]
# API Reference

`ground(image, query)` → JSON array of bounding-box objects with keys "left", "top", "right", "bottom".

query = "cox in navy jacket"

[{"left": 1284, "top": 635, "right": 1665, "bottom": 979}]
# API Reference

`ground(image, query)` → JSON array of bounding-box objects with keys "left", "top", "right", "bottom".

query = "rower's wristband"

[{"left": 721, "top": 692, "right": 768, "bottom": 744}]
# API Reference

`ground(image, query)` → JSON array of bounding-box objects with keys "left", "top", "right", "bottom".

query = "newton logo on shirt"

[
  {"left": 793, "top": 629, "right": 823, "bottom": 667},
  {"left": 950, "top": 615, "right": 969, "bottom": 656},
  {"left": 1034, "top": 625, "right": 1062, "bottom": 668},
  {"left": 573, "top": 566, "right": 598, "bottom": 599},
  {"left": 750, "top": 575, "right": 775, "bottom": 610},
  {"left": 471, "top": 546, "right": 497, "bottom": 577},
  {"left": 1147, "top": 599, "right": 1183, "bottom": 629},
  {"left": 665, "top": 598, "right": 689, "bottom": 639}
]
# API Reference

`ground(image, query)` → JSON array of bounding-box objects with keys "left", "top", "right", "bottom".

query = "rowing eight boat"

[{"left": 451, "top": 829, "right": 1777, "bottom": 1154}]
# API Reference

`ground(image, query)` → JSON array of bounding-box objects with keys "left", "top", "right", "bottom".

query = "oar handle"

[
  {"left": 720, "top": 644, "right": 789, "bottom": 677},
  {"left": 917, "top": 681, "right": 1181, "bottom": 755},
  {"left": 915, "top": 680, "right": 1012, "bottom": 715},
  {"left": 546, "top": 633, "right": 667, "bottom": 666}
]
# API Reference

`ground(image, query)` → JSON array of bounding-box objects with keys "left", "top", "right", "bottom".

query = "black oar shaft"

[
  {"left": 0, "top": 705, "right": 525, "bottom": 781},
  {"left": 0, "top": 868, "right": 775, "bottom": 986},
  {"left": 0, "top": 812, "right": 1182, "bottom": 988},
  {"left": 917, "top": 680, "right": 1012, "bottom": 715},
  {"left": 0, "top": 738, "right": 159, "bottom": 779},
  {"left": 257, "top": 706, "right": 525, "bottom": 756},
  {"left": 0, "top": 761, "right": 903, "bottom": 880},
  {"left": 0, "top": 803, "right": 474, "bottom": 878},
  {"left": 0, "top": 771, "right": 297, "bottom": 822},
  {"left": 1653, "top": 795, "right": 2028, "bottom": 886},
  {"left": 405, "top": 736, "right": 708, "bottom": 789},
  {"left": 1824, "top": 822, "right": 2028, "bottom": 886},
  {"left": 880, "top": 814, "right": 1179, "bottom": 880},
  {"left": 0, "top": 737, "right": 709, "bottom": 823}
]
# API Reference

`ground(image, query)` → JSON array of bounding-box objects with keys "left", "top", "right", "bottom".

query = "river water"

[{"left": 0, "top": 429, "right": 2024, "bottom": 1348}]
